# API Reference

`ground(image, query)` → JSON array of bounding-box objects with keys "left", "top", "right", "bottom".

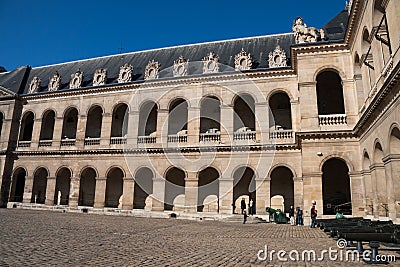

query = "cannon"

[{"left": 266, "top": 207, "right": 289, "bottom": 224}]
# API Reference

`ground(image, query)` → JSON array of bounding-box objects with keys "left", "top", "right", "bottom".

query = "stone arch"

[
  {"left": 54, "top": 167, "right": 71, "bottom": 205},
  {"left": 266, "top": 88, "right": 295, "bottom": 103},
  {"left": 85, "top": 105, "right": 103, "bottom": 139},
  {"left": 373, "top": 139, "right": 385, "bottom": 163},
  {"left": 316, "top": 70, "right": 345, "bottom": 115},
  {"left": 233, "top": 93, "right": 255, "bottom": 132},
  {"left": 31, "top": 167, "right": 49, "bottom": 204},
  {"left": 230, "top": 90, "right": 259, "bottom": 106},
  {"left": 133, "top": 166, "right": 154, "bottom": 209},
  {"left": 362, "top": 27, "right": 371, "bottom": 49},
  {"left": 61, "top": 107, "right": 79, "bottom": 140},
  {"left": 9, "top": 167, "right": 26, "bottom": 202},
  {"left": 200, "top": 95, "right": 221, "bottom": 134},
  {"left": 388, "top": 125, "right": 400, "bottom": 154},
  {"left": 168, "top": 98, "right": 188, "bottom": 135},
  {"left": 197, "top": 166, "right": 220, "bottom": 212},
  {"left": 322, "top": 157, "right": 352, "bottom": 215},
  {"left": 111, "top": 103, "right": 129, "bottom": 138},
  {"left": 319, "top": 154, "right": 355, "bottom": 173},
  {"left": 19, "top": 111, "right": 35, "bottom": 141},
  {"left": 39, "top": 109, "right": 56, "bottom": 141},
  {"left": 233, "top": 166, "right": 257, "bottom": 214},
  {"left": 268, "top": 91, "right": 292, "bottom": 130},
  {"left": 78, "top": 167, "right": 97, "bottom": 206},
  {"left": 105, "top": 165, "right": 126, "bottom": 180},
  {"left": 164, "top": 166, "right": 186, "bottom": 211},
  {"left": 105, "top": 167, "right": 124, "bottom": 208},
  {"left": 363, "top": 150, "right": 371, "bottom": 170},
  {"left": 313, "top": 66, "right": 346, "bottom": 82},
  {"left": 269, "top": 165, "right": 294, "bottom": 213},
  {"left": 85, "top": 103, "right": 105, "bottom": 115},
  {"left": 268, "top": 163, "right": 297, "bottom": 180},
  {"left": 138, "top": 100, "right": 158, "bottom": 136}
]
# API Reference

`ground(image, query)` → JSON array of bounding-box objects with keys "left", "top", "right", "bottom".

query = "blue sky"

[{"left": 0, "top": 1, "right": 346, "bottom": 71}]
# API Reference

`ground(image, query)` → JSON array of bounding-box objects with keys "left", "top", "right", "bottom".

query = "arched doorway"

[
  {"left": 105, "top": 167, "right": 124, "bottom": 208},
  {"left": 111, "top": 103, "right": 129, "bottom": 138},
  {"left": 270, "top": 166, "right": 294, "bottom": 213},
  {"left": 138, "top": 101, "right": 158, "bottom": 137},
  {"left": 322, "top": 158, "right": 351, "bottom": 215},
  {"left": 61, "top": 107, "right": 78, "bottom": 140},
  {"left": 233, "top": 167, "right": 256, "bottom": 214},
  {"left": 164, "top": 167, "right": 185, "bottom": 211},
  {"left": 200, "top": 96, "right": 221, "bottom": 136},
  {"left": 10, "top": 168, "right": 26, "bottom": 202},
  {"left": 134, "top": 167, "right": 154, "bottom": 209},
  {"left": 168, "top": 98, "right": 188, "bottom": 135},
  {"left": 316, "top": 71, "right": 345, "bottom": 115},
  {"left": 233, "top": 94, "right": 255, "bottom": 132},
  {"left": 39, "top": 110, "right": 55, "bottom": 141},
  {"left": 197, "top": 167, "right": 219, "bottom": 212},
  {"left": 269, "top": 92, "right": 292, "bottom": 130},
  {"left": 78, "top": 168, "right": 96, "bottom": 206},
  {"left": 54, "top": 168, "right": 71, "bottom": 205},
  {"left": 19, "top": 111, "right": 34, "bottom": 142},
  {"left": 31, "top": 168, "right": 48, "bottom": 204},
  {"left": 85, "top": 105, "right": 103, "bottom": 139}
]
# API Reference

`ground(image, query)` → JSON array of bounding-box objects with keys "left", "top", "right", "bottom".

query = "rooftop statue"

[{"left": 292, "top": 17, "right": 326, "bottom": 44}]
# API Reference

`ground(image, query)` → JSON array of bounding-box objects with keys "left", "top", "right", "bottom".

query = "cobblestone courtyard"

[{"left": 0, "top": 209, "right": 398, "bottom": 266}]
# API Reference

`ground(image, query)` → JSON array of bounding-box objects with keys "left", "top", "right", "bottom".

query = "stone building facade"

[{"left": 0, "top": 0, "right": 399, "bottom": 221}]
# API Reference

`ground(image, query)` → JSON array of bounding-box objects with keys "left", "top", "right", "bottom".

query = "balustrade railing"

[
  {"left": 318, "top": 114, "right": 347, "bottom": 126},
  {"left": 137, "top": 136, "right": 156, "bottom": 144},
  {"left": 18, "top": 141, "right": 31, "bottom": 147},
  {"left": 110, "top": 137, "right": 127, "bottom": 145},
  {"left": 168, "top": 134, "right": 188, "bottom": 143},
  {"left": 60, "top": 139, "right": 76, "bottom": 146},
  {"left": 269, "top": 130, "right": 293, "bottom": 139},
  {"left": 84, "top": 137, "right": 100, "bottom": 146},
  {"left": 38, "top": 140, "right": 52, "bottom": 147},
  {"left": 233, "top": 131, "right": 256, "bottom": 141},
  {"left": 199, "top": 133, "right": 221, "bottom": 142}
]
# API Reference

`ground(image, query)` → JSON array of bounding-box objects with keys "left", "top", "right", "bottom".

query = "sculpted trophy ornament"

[
  {"left": 292, "top": 17, "right": 326, "bottom": 44},
  {"left": 173, "top": 56, "right": 189, "bottom": 77},
  {"left": 202, "top": 52, "right": 219, "bottom": 74},
  {"left": 118, "top": 63, "right": 133, "bottom": 83},
  {"left": 29, "top": 76, "right": 41, "bottom": 93},
  {"left": 69, "top": 69, "right": 83, "bottom": 89},
  {"left": 93, "top": 68, "right": 107, "bottom": 86},
  {"left": 48, "top": 71, "right": 61, "bottom": 91},
  {"left": 268, "top": 45, "right": 287, "bottom": 68},
  {"left": 144, "top": 60, "right": 160, "bottom": 80},
  {"left": 234, "top": 48, "right": 252, "bottom": 71}
]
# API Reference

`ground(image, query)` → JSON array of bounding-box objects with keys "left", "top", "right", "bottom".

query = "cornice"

[
  {"left": 344, "top": 0, "right": 363, "bottom": 46},
  {"left": 297, "top": 130, "right": 355, "bottom": 140}
]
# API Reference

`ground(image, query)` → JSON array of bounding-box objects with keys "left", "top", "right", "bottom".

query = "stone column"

[
  {"left": 187, "top": 106, "right": 200, "bottom": 144},
  {"left": 254, "top": 102, "right": 269, "bottom": 143},
  {"left": 69, "top": 176, "right": 80, "bottom": 207},
  {"left": 52, "top": 116, "right": 64, "bottom": 147},
  {"left": 362, "top": 170, "right": 374, "bottom": 215},
  {"left": 219, "top": 177, "right": 233, "bottom": 214},
  {"left": 156, "top": 109, "right": 169, "bottom": 145},
  {"left": 298, "top": 82, "right": 319, "bottom": 131},
  {"left": 290, "top": 99, "right": 300, "bottom": 131},
  {"left": 342, "top": 79, "right": 358, "bottom": 125},
  {"left": 293, "top": 176, "right": 304, "bottom": 210},
  {"left": 100, "top": 112, "right": 112, "bottom": 146},
  {"left": 255, "top": 177, "right": 270, "bottom": 214},
  {"left": 302, "top": 172, "right": 323, "bottom": 217},
  {"left": 383, "top": 154, "right": 400, "bottom": 220},
  {"left": 151, "top": 176, "right": 165, "bottom": 211},
  {"left": 94, "top": 177, "right": 106, "bottom": 209},
  {"left": 75, "top": 115, "right": 87, "bottom": 148},
  {"left": 30, "top": 118, "right": 42, "bottom": 148},
  {"left": 45, "top": 176, "right": 56, "bottom": 205},
  {"left": 127, "top": 111, "right": 139, "bottom": 145},
  {"left": 122, "top": 177, "right": 134, "bottom": 210},
  {"left": 349, "top": 171, "right": 366, "bottom": 217},
  {"left": 219, "top": 105, "right": 233, "bottom": 145},
  {"left": 23, "top": 175, "right": 34, "bottom": 203},
  {"left": 370, "top": 163, "right": 387, "bottom": 217},
  {"left": 184, "top": 172, "right": 198, "bottom": 213}
]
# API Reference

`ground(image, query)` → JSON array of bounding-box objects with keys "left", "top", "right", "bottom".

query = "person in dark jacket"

[
  {"left": 289, "top": 205, "right": 295, "bottom": 225},
  {"left": 240, "top": 198, "right": 246, "bottom": 214},
  {"left": 243, "top": 210, "right": 248, "bottom": 224},
  {"left": 310, "top": 205, "right": 317, "bottom": 228}
]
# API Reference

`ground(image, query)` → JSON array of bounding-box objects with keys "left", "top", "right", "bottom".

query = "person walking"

[
  {"left": 243, "top": 210, "right": 248, "bottom": 224},
  {"left": 296, "top": 207, "right": 303, "bottom": 226},
  {"left": 249, "top": 199, "right": 254, "bottom": 216},
  {"left": 310, "top": 201, "right": 317, "bottom": 228},
  {"left": 241, "top": 198, "right": 246, "bottom": 214},
  {"left": 289, "top": 205, "right": 295, "bottom": 225}
]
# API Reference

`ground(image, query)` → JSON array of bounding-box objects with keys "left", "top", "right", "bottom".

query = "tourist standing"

[
  {"left": 289, "top": 205, "right": 295, "bottom": 225},
  {"left": 243, "top": 210, "right": 248, "bottom": 224},
  {"left": 249, "top": 199, "right": 254, "bottom": 216},
  {"left": 296, "top": 207, "right": 303, "bottom": 226},
  {"left": 310, "top": 200, "right": 317, "bottom": 228}
]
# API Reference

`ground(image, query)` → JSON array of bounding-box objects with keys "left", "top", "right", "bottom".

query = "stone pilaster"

[
  {"left": 151, "top": 176, "right": 165, "bottom": 211},
  {"left": 302, "top": 172, "right": 322, "bottom": 216},
  {"left": 52, "top": 116, "right": 64, "bottom": 147},
  {"left": 122, "top": 177, "right": 134, "bottom": 210},
  {"left": 23, "top": 175, "right": 34, "bottom": 203},
  {"left": 298, "top": 82, "right": 319, "bottom": 130},
  {"left": 370, "top": 163, "right": 387, "bottom": 217},
  {"left": 156, "top": 109, "right": 169, "bottom": 144},
  {"left": 69, "top": 176, "right": 80, "bottom": 207},
  {"left": 255, "top": 177, "right": 270, "bottom": 214},
  {"left": 75, "top": 115, "right": 87, "bottom": 149},
  {"left": 349, "top": 171, "right": 366, "bottom": 217},
  {"left": 383, "top": 154, "right": 400, "bottom": 220},
  {"left": 187, "top": 107, "right": 200, "bottom": 144},
  {"left": 293, "top": 176, "right": 303, "bottom": 210},
  {"left": 30, "top": 118, "right": 42, "bottom": 148},
  {"left": 184, "top": 172, "right": 198, "bottom": 212},
  {"left": 93, "top": 177, "right": 106, "bottom": 208},
  {"left": 45, "top": 176, "right": 56, "bottom": 205},
  {"left": 219, "top": 105, "right": 233, "bottom": 145},
  {"left": 290, "top": 99, "right": 299, "bottom": 131},
  {"left": 218, "top": 177, "right": 233, "bottom": 214},
  {"left": 127, "top": 111, "right": 139, "bottom": 145},
  {"left": 100, "top": 112, "right": 112, "bottom": 146}
]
